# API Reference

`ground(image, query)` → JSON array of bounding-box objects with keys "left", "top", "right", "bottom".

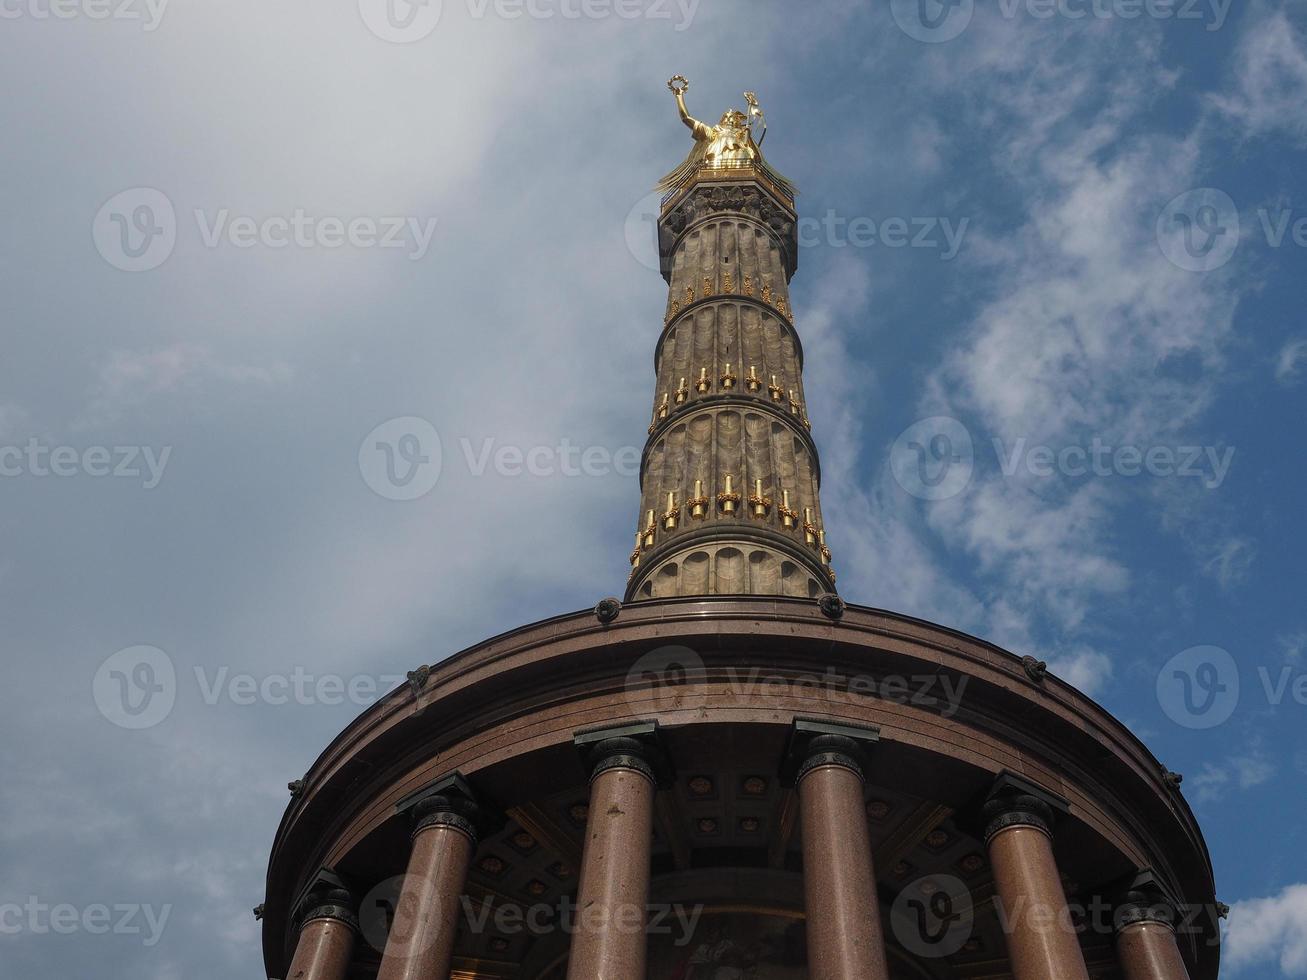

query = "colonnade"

[{"left": 280, "top": 723, "right": 1193, "bottom": 980}]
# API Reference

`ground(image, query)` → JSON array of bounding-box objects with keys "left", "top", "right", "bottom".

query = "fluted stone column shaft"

[
  {"left": 797, "top": 744, "right": 890, "bottom": 980},
  {"left": 286, "top": 912, "right": 356, "bottom": 980},
  {"left": 1117, "top": 918, "right": 1192, "bottom": 980},
  {"left": 566, "top": 748, "right": 657, "bottom": 980},
  {"left": 629, "top": 178, "right": 836, "bottom": 600},
  {"left": 376, "top": 809, "right": 477, "bottom": 980},
  {"left": 985, "top": 797, "right": 1090, "bottom": 980}
]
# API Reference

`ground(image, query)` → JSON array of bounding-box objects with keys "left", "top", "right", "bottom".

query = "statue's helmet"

[{"left": 720, "top": 109, "right": 749, "bottom": 128}]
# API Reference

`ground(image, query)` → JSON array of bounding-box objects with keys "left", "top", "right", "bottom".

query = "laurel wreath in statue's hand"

[{"left": 667, "top": 75, "right": 689, "bottom": 95}]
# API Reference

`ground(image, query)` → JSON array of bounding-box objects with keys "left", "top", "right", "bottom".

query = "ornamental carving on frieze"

[{"left": 662, "top": 185, "right": 794, "bottom": 239}]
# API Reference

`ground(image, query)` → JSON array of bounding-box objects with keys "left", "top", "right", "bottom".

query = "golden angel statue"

[{"left": 657, "top": 76, "right": 796, "bottom": 197}]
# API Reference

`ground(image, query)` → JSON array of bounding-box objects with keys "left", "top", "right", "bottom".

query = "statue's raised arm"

[{"left": 668, "top": 76, "right": 711, "bottom": 143}]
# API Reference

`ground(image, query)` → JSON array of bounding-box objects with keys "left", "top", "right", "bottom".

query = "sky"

[{"left": 1, "top": 0, "right": 1305, "bottom": 976}]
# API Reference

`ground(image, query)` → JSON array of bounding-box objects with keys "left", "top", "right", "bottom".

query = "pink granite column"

[
  {"left": 984, "top": 794, "right": 1090, "bottom": 980},
  {"left": 796, "top": 734, "right": 891, "bottom": 980},
  {"left": 566, "top": 734, "right": 660, "bottom": 980},
  {"left": 1116, "top": 894, "right": 1192, "bottom": 980},
  {"left": 376, "top": 800, "right": 478, "bottom": 980},
  {"left": 285, "top": 889, "right": 356, "bottom": 980}
]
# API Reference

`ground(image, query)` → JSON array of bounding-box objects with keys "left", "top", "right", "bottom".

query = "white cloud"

[
  {"left": 907, "top": 118, "right": 947, "bottom": 176},
  {"left": 1190, "top": 747, "right": 1275, "bottom": 802},
  {"left": 929, "top": 480, "right": 1130, "bottom": 633},
  {"left": 1224, "top": 884, "right": 1307, "bottom": 975},
  {"left": 1210, "top": 8, "right": 1307, "bottom": 145},
  {"left": 1201, "top": 535, "right": 1258, "bottom": 589},
  {"left": 899, "top": 19, "right": 1241, "bottom": 673},
  {"left": 1045, "top": 647, "right": 1114, "bottom": 697},
  {"left": 1279, "top": 630, "right": 1307, "bottom": 663},
  {"left": 1277, "top": 338, "right": 1307, "bottom": 385},
  {"left": 802, "top": 14, "right": 1252, "bottom": 703},
  {"left": 74, "top": 343, "right": 293, "bottom": 429}
]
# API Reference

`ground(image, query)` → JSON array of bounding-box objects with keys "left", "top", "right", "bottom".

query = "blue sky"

[{"left": 1, "top": 0, "right": 1305, "bottom": 976}]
